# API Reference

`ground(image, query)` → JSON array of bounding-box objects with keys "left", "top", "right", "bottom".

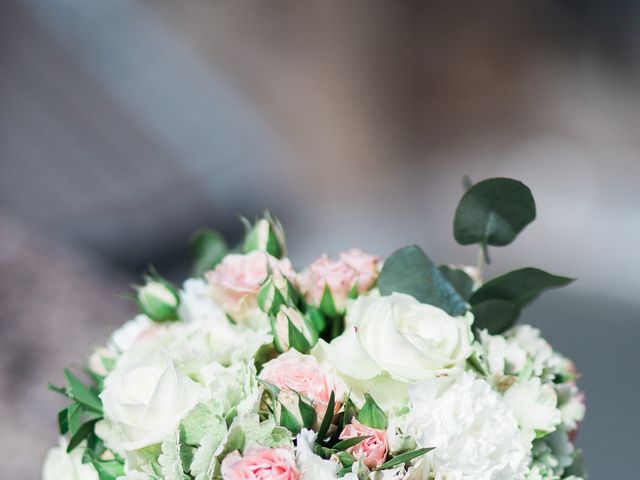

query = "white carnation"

[
  {"left": 42, "top": 438, "right": 98, "bottom": 480},
  {"left": 503, "top": 378, "right": 561, "bottom": 444},
  {"left": 178, "top": 278, "right": 227, "bottom": 324},
  {"left": 295, "top": 429, "right": 340, "bottom": 479},
  {"left": 406, "top": 372, "right": 529, "bottom": 479}
]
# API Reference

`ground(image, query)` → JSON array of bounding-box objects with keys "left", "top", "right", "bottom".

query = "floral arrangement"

[{"left": 43, "top": 178, "right": 586, "bottom": 480}]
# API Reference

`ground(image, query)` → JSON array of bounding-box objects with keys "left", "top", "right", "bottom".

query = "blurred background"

[{"left": 1, "top": 0, "right": 639, "bottom": 477}]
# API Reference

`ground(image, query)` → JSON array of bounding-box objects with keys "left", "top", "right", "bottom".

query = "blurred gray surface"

[{"left": 1, "top": 1, "right": 639, "bottom": 478}]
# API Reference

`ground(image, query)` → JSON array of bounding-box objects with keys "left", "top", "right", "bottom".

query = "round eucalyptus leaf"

[{"left": 454, "top": 177, "right": 536, "bottom": 247}]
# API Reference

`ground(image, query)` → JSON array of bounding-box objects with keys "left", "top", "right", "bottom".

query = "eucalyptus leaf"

[
  {"left": 378, "top": 246, "right": 467, "bottom": 316},
  {"left": 438, "top": 265, "right": 474, "bottom": 300},
  {"left": 471, "top": 299, "right": 520, "bottom": 335},
  {"left": 470, "top": 267, "right": 574, "bottom": 307},
  {"left": 454, "top": 177, "right": 536, "bottom": 247},
  {"left": 190, "top": 229, "right": 228, "bottom": 277}
]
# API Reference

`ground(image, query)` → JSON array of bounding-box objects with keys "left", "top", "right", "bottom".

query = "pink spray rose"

[
  {"left": 206, "top": 251, "right": 296, "bottom": 322},
  {"left": 339, "top": 419, "right": 388, "bottom": 469},
  {"left": 300, "top": 250, "right": 379, "bottom": 312},
  {"left": 259, "top": 350, "right": 346, "bottom": 416},
  {"left": 221, "top": 447, "right": 300, "bottom": 480}
]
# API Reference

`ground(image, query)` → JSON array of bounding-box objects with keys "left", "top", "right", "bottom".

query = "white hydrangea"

[
  {"left": 405, "top": 372, "right": 529, "bottom": 479},
  {"left": 507, "top": 326, "right": 553, "bottom": 377},
  {"left": 503, "top": 378, "right": 561, "bottom": 444}
]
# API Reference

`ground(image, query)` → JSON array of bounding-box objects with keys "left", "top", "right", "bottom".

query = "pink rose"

[
  {"left": 339, "top": 249, "right": 380, "bottom": 293},
  {"left": 259, "top": 350, "right": 346, "bottom": 417},
  {"left": 206, "top": 251, "right": 296, "bottom": 321},
  {"left": 300, "top": 250, "right": 379, "bottom": 312},
  {"left": 339, "top": 419, "right": 388, "bottom": 469},
  {"left": 221, "top": 447, "right": 300, "bottom": 480}
]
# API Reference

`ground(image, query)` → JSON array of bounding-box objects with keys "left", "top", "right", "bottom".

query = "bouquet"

[{"left": 43, "top": 177, "right": 586, "bottom": 480}]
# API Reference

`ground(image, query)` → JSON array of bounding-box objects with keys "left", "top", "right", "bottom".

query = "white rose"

[
  {"left": 321, "top": 293, "right": 473, "bottom": 383},
  {"left": 43, "top": 438, "right": 98, "bottom": 480},
  {"left": 503, "top": 378, "right": 561, "bottom": 444},
  {"left": 100, "top": 344, "right": 208, "bottom": 450}
]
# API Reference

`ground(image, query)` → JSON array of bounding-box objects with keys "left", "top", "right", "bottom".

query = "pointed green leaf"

[
  {"left": 67, "top": 403, "right": 82, "bottom": 435},
  {"left": 316, "top": 391, "right": 335, "bottom": 444},
  {"left": 454, "top": 177, "right": 536, "bottom": 247},
  {"left": 297, "top": 396, "right": 317, "bottom": 429},
  {"left": 91, "top": 459, "right": 125, "bottom": 480},
  {"left": 375, "top": 447, "right": 434, "bottom": 470},
  {"left": 279, "top": 405, "right": 302, "bottom": 435},
  {"left": 67, "top": 419, "right": 99, "bottom": 453},
  {"left": 64, "top": 369, "right": 102, "bottom": 413},
  {"left": 378, "top": 246, "right": 467, "bottom": 316},
  {"left": 470, "top": 267, "right": 574, "bottom": 308},
  {"left": 333, "top": 435, "right": 371, "bottom": 451},
  {"left": 471, "top": 299, "right": 520, "bottom": 334},
  {"left": 319, "top": 284, "right": 338, "bottom": 318}
]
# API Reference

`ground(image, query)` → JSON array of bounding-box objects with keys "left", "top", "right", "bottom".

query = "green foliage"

[
  {"left": 91, "top": 458, "right": 125, "bottom": 480},
  {"left": 470, "top": 268, "right": 574, "bottom": 308},
  {"left": 375, "top": 447, "right": 434, "bottom": 471},
  {"left": 454, "top": 177, "right": 536, "bottom": 250},
  {"left": 471, "top": 299, "right": 521, "bottom": 335},
  {"left": 357, "top": 393, "right": 387, "bottom": 429},
  {"left": 190, "top": 229, "right": 228, "bottom": 277},
  {"left": 438, "top": 265, "right": 475, "bottom": 300},
  {"left": 64, "top": 368, "right": 103, "bottom": 413},
  {"left": 315, "top": 391, "right": 335, "bottom": 444},
  {"left": 378, "top": 245, "right": 467, "bottom": 316}
]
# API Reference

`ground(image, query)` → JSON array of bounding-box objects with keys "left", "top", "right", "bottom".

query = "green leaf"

[
  {"left": 57, "top": 407, "right": 69, "bottom": 435},
  {"left": 332, "top": 435, "right": 371, "bottom": 451},
  {"left": 91, "top": 459, "right": 125, "bottom": 480},
  {"left": 471, "top": 299, "right": 520, "bottom": 335},
  {"left": 438, "top": 265, "right": 474, "bottom": 300},
  {"left": 357, "top": 393, "right": 387, "bottom": 429},
  {"left": 316, "top": 391, "right": 335, "bottom": 444},
  {"left": 64, "top": 369, "right": 102, "bottom": 413},
  {"left": 375, "top": 447, "right": 434, "bottom": 470},
  {"left": 378, "top": 246, "right": 467, "bottom": 316},
  {"left": 470, "top": 267, "right": 574, "bottom": 308},
  {"left": 454, "top": 177, "right": 536, "bottom": 248},
  {"left": 190, "top": 229, "right": 228, "bottom": 277},
  {"left": 67, "top": 419, "right": 99, "bottom": 453},
  {"left": 67, "top": 403, "right": 82, "bottom": 435}
]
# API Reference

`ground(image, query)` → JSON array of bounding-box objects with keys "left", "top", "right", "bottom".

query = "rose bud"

[
  {"left": 243, "top": 213, "right": 286, "bottom": 259},
  {"left": 136, "top": 277, "right": 180, "bottom": 323},
  {"left": 258, "top": 272, "right": 299, "bottom": 316},
  {"left": 271, "top": 306, "right": 318, "bottom": 354}
]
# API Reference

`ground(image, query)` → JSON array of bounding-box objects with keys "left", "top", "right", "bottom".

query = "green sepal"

[
  {"left": 334, "top": 451, "right": 355, "bottom": 468},
  {"left": 287, "top": 318, "right": 312, "bottom": 354},
  {"left": 296, "top": 394, "right": 317, "bottom": 429},
  {"left": 357, "top": 393, "right": 387, "bottom": 429},
  {"left": 319, "top": 284, "right": 339, "bottom": 318},
  {"left": 279, "top": 404, "right": 302, "bottom": 436}
]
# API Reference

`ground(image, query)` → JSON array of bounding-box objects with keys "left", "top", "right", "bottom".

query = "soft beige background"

[{"left": 1, "top": 1, "right": 639, "bottom": 478}]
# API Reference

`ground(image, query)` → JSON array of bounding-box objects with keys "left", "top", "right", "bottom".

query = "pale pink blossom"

[
  {"left": 221, "top": 447, "right": 300, "bottom": 480},
  {"left": 300, "top": 250, "right": 379, "bottom": 312},
  {"left": 339, "top": 419, "right": 388, "bottom": 469},
  {"left": 339, "top": 249, "right": 380, "bottom": 293},
  {"left": 259, "top": 350, "right": 346, "bottom": 416},
  {"left": 206, "top": 251, "right": 296, "bottom": 321}
]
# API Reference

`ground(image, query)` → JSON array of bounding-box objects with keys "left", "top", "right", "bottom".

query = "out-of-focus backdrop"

[{"left": 1, "top": 0, "right": 639, "bottom": 477}]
